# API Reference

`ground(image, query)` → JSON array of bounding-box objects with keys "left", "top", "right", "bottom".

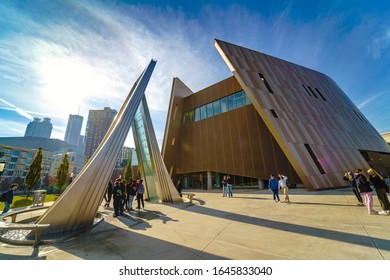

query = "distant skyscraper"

[
  {"left": 24, "top": 117, "right": 53, "bottom": 138},
  {"left": 64, "top": 114, "right": 83, "bottom": 146},
  {"left": 84, "top": 107, "right": 117, "bottom": 158}
]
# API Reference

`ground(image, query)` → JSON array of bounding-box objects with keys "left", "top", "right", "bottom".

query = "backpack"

[{"left": 0, "top": 192, "right": 6, "bottom": 202}]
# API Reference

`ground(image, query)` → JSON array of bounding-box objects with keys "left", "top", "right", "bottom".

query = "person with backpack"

[
  {"left": 367, "top": 168, "right": 390, "bottom": 215},
  {"left": 268, "top": 174, "right": 280, "bottom": 203},
  {"left": 0, "top": 183, "right": 18, "bottom": 215},
  {"left": 355, "top": 169, "right": 378, "bottom": 215}
]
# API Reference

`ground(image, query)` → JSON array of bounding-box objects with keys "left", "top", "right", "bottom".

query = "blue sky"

[{"left": 1, "top": 0, "right": 390, "bottom": 148}]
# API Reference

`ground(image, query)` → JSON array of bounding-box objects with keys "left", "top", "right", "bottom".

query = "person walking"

[
  {"left": 0, "top": 183, "right": 18, "bottom": 215},
  {"left": 136, "top": 179, "right": 145, "bottom": 210},
  {"left": 367, "top": 168, "right": 390, "bottom": 215},
  {"left": 355, "top": 169, "right": 378, "bottom": 215},
  {"left": 278, "top": 174, "right": 290, "bottom": 203},
  {"left": 343, "top": 172, "right": 364, "bottom": 206},
  {"left": 268, "top": 174, "right": 280, "bottom": 202},
  {"left": 226, "top": 175, "right": 233, "bottom": 197}
]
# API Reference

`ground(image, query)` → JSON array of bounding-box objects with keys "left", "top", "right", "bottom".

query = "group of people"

[
  {"left": 343, "top": 168, "right": 390, "bottom": 215},
  {"left": 221, "top": 175, "right": 233, "bottom": 197},
  {"left": 268, "top": 174, "right": 290, "bottom": 203},
  {"left": 104, "top": 177, "right": 145, "bottom": 217}
]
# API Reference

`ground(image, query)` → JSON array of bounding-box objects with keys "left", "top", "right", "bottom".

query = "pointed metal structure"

[
  {"left": 133, "top": 96, "right": 182, "bottom": 203},
  {"left": 35, "top": 60, "right": 181, "bottom": 236}
]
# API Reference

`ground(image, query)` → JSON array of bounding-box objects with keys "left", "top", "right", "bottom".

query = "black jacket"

[
  {"left": 369, "top": 175, "right": 386, "bottom": 189},
  {"left": 355, "top": 173, "right": 372, "bottom": 193}
]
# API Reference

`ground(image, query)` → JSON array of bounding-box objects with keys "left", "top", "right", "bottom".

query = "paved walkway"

[{"left": 0, "top": 188, "right": 390, "bottom": 260}]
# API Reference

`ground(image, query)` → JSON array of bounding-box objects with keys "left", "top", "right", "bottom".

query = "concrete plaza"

[{"left": 0, "top": 188, "right": 389, "bottom": 260}]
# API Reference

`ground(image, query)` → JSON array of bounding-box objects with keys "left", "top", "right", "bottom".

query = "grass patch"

[{"left": 0, "top": 194, "right": 58, "bottom": 211}]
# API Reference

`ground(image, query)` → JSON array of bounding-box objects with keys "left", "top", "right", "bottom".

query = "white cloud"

[
  {"left": 368, "top": 29, "right": 390, "bottom": 59},
  {"left": 357, "top": 92, "right": 386, "bottom": 110}
]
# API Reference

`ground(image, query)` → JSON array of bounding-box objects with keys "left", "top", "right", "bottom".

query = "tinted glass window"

[
  {"left": 188, "top": 109, "right": 195, "bottom": 123},
  {"left": 227, "top": 95, "right": 235, "bottom": 110},
  {"left": 206, "top": 103, "right": 213, "bottom": 118},
  {"left": 194, "top": 108, "right": 200, "bottom": 121},
  {"left": 213, "top": 100, "right": 221, "bottom": 115},
  {"left": 235, "top": 91, "right": 244, "bottom": 108},
  {"left": 244, "top": 93, "right": 251, "bottom": 105},
  {"left": 220, "top": 98, "right": 227, "bottom": 113},
  {"left": 200, "top": 105, "right": 207, "bottom": 120}
]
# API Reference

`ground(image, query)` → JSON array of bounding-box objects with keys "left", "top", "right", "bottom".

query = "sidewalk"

[{"left": 0, "top": 188, "right": 389, "bottom": 260}]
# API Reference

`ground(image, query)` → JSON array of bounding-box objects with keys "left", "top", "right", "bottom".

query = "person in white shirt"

[{"left": 278, "top": 174, "right": 290, "bottom": 203}]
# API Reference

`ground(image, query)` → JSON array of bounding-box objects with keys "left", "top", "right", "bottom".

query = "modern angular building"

[
  {"left": 84, "top": 107, "right": 117, "bottom": 158},
  {"left": 64, "top": 114, "right": 83, "bottom": 147},
  {"left": 24, "top": 117, "right": 53, "bottom": 138},
  {"left": 162, "top": 39, "right": 390, "bottom": 190}
]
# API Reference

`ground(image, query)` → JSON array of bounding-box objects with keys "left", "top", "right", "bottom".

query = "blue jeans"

[
  {"left": 1, "top": 201, "right": 10, "bottom": 215},
  {"left": 222, "top": 185, "right": 227, "bottom": 196},
  {"left": 127, "top": 195, "right": 135, "bottom": 210},
  {"left": 227, "top": 184, "right": 233, "bottom": 197}
]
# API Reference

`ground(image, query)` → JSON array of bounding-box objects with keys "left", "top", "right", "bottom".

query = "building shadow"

[{"left": 179, "top": 204, "right": 390, "bottom": 252}]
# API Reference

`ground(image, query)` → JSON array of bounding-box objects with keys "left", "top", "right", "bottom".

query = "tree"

[
  {"left": 123, "top": 158, "right": 133, "bottom": 182},
  {"left": 56, "top": 154, "right": 69, "bottom": 194},
  {"left": 24, "top": 147, "right": 43, "bottom": 198}
]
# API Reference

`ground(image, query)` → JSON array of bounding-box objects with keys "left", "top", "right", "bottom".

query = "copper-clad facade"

[{"left": 162, "top": 40, "right": 390, "bottom": 190}]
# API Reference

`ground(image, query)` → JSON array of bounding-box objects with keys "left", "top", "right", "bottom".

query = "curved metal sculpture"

[{"left": 34, "top": 60, "right": 181, "bottom": 237}]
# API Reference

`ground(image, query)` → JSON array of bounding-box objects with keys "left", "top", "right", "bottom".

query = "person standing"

[
  {"left": 136, "top": 179, "right": 145, "bottom": 210},
  {"left": 0, "top": 183, "right": 18, "bottom": 215},
  {"left": 343, "top": 172, "right": 364, "bottom": 206},
  {"left": 127, "top": 179, "right": 137, "bottom": 211},
  {"left": 355, "top": 169, "right": 378, "bottom": 215},
  {"left": 278, "top": 174, "right": 290, "bottom": 203},
  {"left": 221, "top": 176, "right": 227, "bottom": 197},
  {"left": 268, "top": 174, "right": 280, "bottom": 202},
  {"left": 176, "top": 179, "right": 182, "bottom": 197},
  {"left": 112, "top": 179, "right": 125, "bottom": 217},
  {"left": 367, "top": 168, "right": 390, "bottom": 215},
  {"left": 226, "top": 175, "right": 233, "bottom": 197},
  {"left": 104, "top": 181, "right": 113, "bottom": 207}
]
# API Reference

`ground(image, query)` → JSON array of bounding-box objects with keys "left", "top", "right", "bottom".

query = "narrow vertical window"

[
  {"left": 307, "top": 86, "right": 318, "bottom": 98},
  {"left": 304, "top": 144, "right": 326, "bottom": 174},
  {"left": 258, "top": 73, "right": 274, "bottom": 93},
  {"left": 302, "top": 84, "right": 311, "bottom": 96},
  {"left": 270, "top": 109, "right": 279, "bottom": 118},
  {"left": 315, "top": 88, "right": 327, "bottom": 101}
]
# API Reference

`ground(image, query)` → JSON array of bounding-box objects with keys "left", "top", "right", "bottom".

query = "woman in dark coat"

[
  {"left": 367, "top": 168, "right": 390, "bottom": 215},
  {"left": 354, "top": 169, "right": 378, "bottom": 215}
]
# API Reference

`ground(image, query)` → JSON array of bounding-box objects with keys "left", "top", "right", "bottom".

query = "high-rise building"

[
  {"left": 84, "top": 107, "right": 117, "bottom": 158},
  {"left": 24, "top": 117, "right": 53, "bottom": 138},
  {"left": 64, "top": 114, "right": 83, "bottom": 146},
  {"left": 162, "top": 39, "right": 390, "bottom": 190}
]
